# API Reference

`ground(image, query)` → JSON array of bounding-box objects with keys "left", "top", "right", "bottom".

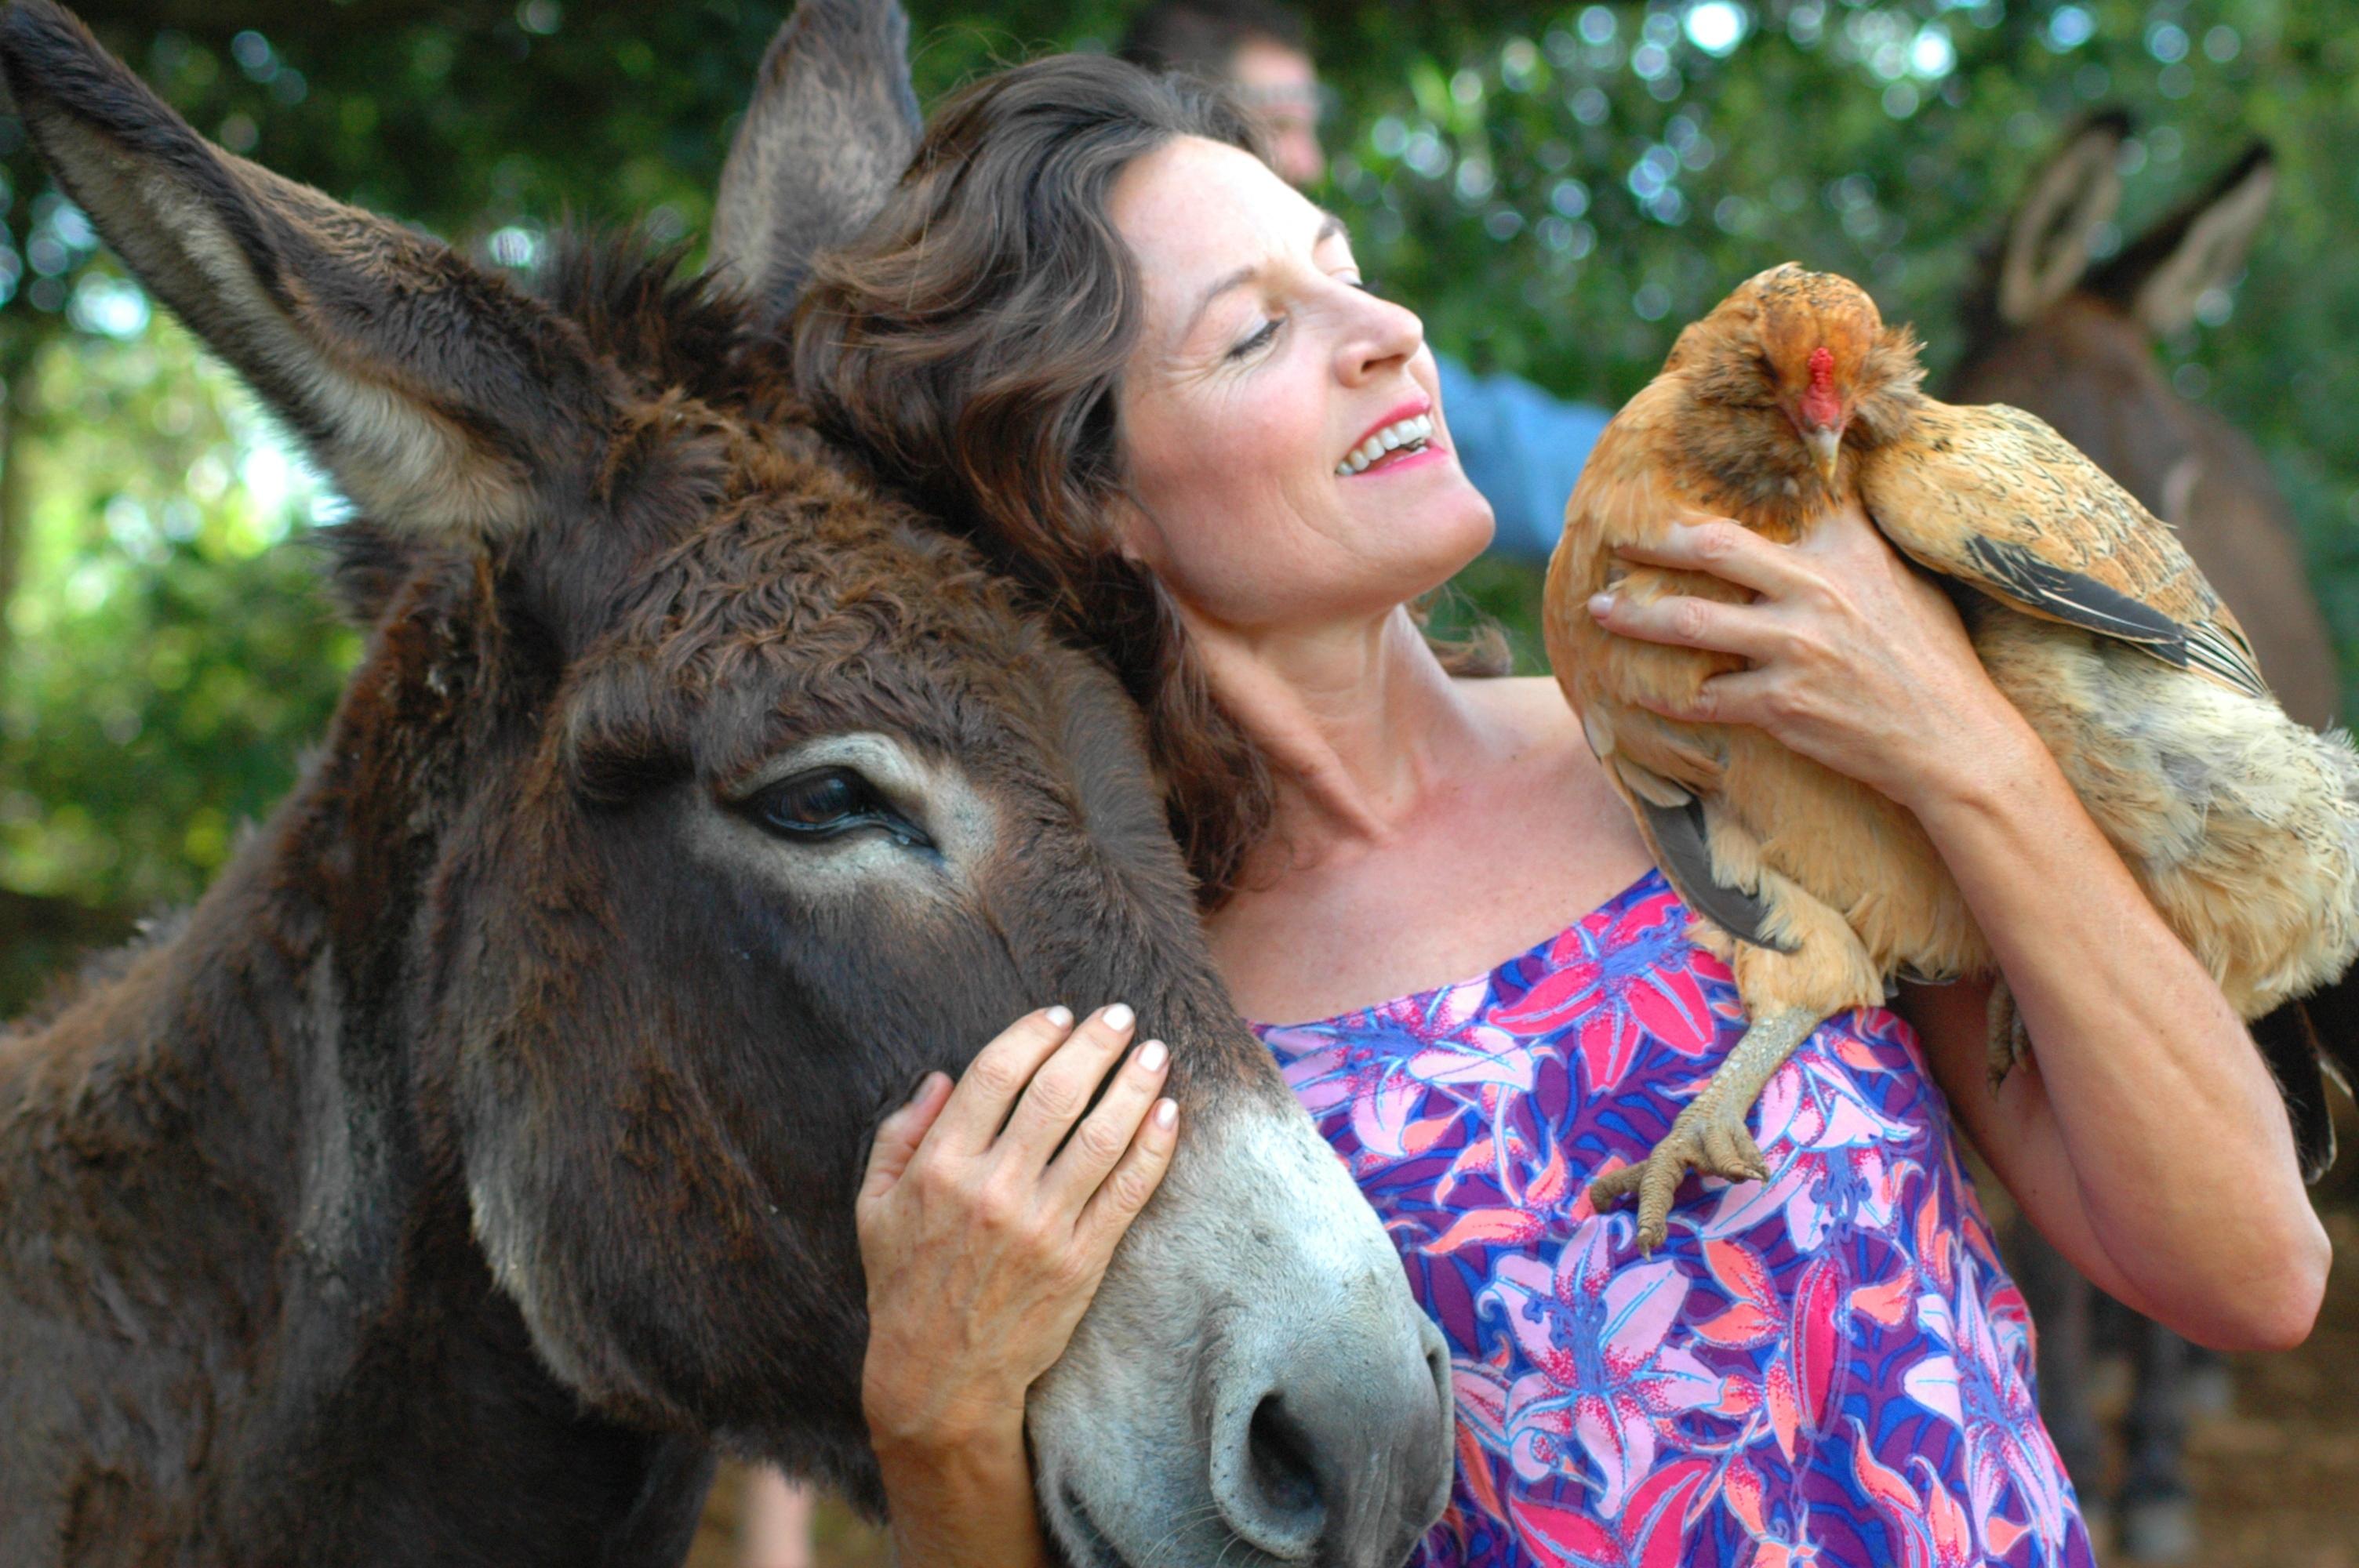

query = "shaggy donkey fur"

[{"left": 0, "top": 3, "right": 1450, "bottom": 1564}]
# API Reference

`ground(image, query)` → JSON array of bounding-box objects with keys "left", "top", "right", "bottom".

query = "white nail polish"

[
  {"left": 1045, "top": 1005, "right": 1074, "bottom": 1029},
  {"left": 1154, "top": 1099, "right": 1178, "bottom": 1129},
  {"left": 1139, "top": 1040, "right": 1167, "bottom": 1073},
  {"left": 1103, "top": 1003, "right": 1135, "bottom": 1031}
]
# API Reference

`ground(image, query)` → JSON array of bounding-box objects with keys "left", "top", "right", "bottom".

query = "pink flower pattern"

[{"left": 1257, "top": 871, "right": 2095, "bottom": 1567}]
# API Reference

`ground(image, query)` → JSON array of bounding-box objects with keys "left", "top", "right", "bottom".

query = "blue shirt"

[{"left": 1434, "top": 353, "right": 1612, "bottom": 566}]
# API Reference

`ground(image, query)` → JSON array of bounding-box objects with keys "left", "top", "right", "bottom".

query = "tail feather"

[
  {"left": 2292, "top": 964, "right": 2359, "bottom": 1103},
  {"left": 2249, "top": 996, "right": 2338, "bottom": 1183}
]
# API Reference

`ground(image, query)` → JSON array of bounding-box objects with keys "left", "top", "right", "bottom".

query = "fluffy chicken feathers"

[
  {"left": 1547, "top": 262, "right": 2359, "bottom": 1250},
  {"left": 1863, "top": 399, "right": 2263, "bottom": 695}
]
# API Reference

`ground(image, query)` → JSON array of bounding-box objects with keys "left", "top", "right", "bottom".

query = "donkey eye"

[{"left": 747, "top": 768, "right": 930, "bottom": 848}]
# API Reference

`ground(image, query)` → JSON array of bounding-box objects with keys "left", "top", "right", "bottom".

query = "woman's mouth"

[{"left": 1335, "top": 412, "right": 1438, "bottom": 477}]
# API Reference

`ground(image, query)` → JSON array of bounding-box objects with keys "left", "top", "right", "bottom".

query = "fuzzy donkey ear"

[
  {"left": 1997, "top": 110, "right": 2130, "bottom": 327},
  {"left": 2088, "top": 142, "right": 2275, "bottom": 338},
  {"left": 0, "top": 0, "right": 613, "bottom": 545},
  {"left": 710, "top": 0, "right": 921, "bottom": 321}
]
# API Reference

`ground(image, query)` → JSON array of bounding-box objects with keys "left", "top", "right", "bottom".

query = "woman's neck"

[{"left": 1188, "top": 603, "right": 1485, "bottom": 870}]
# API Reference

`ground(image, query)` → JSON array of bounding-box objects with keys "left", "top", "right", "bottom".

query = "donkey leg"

[{"left": 2117, "top": 1318, "right": 2200, "bottom": 1563}]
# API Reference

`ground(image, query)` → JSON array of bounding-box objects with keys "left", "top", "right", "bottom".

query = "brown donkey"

[
  {"left": 1949, "top": 113, "right": 2336, "bottom": 1562},
  {"left": 0, "top": 3, "right": 1452, "bottom": 1565}
]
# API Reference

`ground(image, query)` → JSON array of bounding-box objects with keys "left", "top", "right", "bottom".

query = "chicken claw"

[
  {"left": 1984, "top": 976, "right": 2034, "bottom": 1097},
  {"left": 1589, "top": 1007, "right": 1819, "bottom": 1252}
]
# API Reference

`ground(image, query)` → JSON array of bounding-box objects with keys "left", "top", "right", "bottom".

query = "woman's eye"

[
  {"left": 747, "top": 768, "right": 929, "bottom": 848},
  {"left": 1229, "top": 318, "right": 1281, "bottom": 359}
]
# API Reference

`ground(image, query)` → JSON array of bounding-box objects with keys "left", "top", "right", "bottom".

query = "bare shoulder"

[
  {"left": 1456, "top": 671, "right": 1577, "bottom": 731},
  {"left": 1453, "top": 674, "right": 1601, "bottom": 790}
]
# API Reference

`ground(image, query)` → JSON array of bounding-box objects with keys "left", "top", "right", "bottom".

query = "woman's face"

[{"left": 1109, "top": 136, "right": 1493, "bottom": 634}]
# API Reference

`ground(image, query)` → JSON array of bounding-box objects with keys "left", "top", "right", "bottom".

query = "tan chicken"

[{"left": 1545, "top": 263, "right": 2359, "bottom": 1251}]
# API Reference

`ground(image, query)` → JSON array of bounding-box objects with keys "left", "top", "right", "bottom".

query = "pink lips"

[{"left": 1338, "top": 397, "right": 1445, "bottom": 478}]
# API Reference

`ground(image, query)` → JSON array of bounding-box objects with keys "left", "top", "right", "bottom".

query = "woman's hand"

[
  {"left": 1594, "top": 506, "right": 2328, "bottom": 1348},
  {"left": 856, "top": 1004, "right": 1179, "bottom": 1566},
  {"left": 1588, "top": 504, "right": 2034, "bottom": 813}
]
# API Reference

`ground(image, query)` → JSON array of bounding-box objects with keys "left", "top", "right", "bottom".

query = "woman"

[{"left": 794, "top": 56, "right": 2328, "bottom": 1567}]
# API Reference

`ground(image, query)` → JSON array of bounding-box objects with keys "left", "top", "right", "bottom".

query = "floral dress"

[{"left": 1255, "top": 870, "right": 2096, "bottom": 1568}]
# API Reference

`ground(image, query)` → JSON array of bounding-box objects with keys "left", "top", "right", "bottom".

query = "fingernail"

[
  {"left": 1044, "top": 1005, "right": 1074, "bottom": 1029},
  {"left": 907, "top": 1071, "right": 944, "bottom": 1105},
  {"left": 1138, "top": 1039, "right": 1168, "bottom": 1073},
  {"left": 1153, "top": 1098, "right": 1178, "bottom": 1130},
  {"left": 1103, "top": 1002, "right": 1135, "bottom": 1032},
  {"left": 1587, "top": 592, "right": 1615, "bottom": 617}
]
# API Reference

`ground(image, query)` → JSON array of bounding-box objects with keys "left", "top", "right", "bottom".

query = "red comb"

[{"left": 1801, "top": 346, "right": 1843, "bottom": 427}]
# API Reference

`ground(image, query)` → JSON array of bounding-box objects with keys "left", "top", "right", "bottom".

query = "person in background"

[{"left": 1118, "top": 0, "right": 1612, "bottom": 564}]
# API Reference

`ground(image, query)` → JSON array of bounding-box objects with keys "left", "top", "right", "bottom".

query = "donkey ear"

[
  {"left": 0, "top": 0, "right": 610, "bottom": 544},
  {"left": 2088, "top": 143, "right": 2274, "bottom": 337},
  {"left": 1997, "top": 111, "right": 2129, "bottom": 325},
  {"left": 710, "top": 0, "right": 921, "bottom": 321}
]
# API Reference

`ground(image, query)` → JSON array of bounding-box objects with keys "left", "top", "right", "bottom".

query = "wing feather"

[{"left": 1860, "top": 400, "right": 2266, "bottom": 698}]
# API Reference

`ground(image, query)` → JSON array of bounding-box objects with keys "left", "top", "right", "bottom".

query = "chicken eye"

[{"left": 745, "top": 768, "right": 930, "bottom": 848}]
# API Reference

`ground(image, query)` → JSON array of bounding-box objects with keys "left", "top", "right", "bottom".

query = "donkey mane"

[{"left": 533, "top": 230, "right": 798, "bottom": 416}]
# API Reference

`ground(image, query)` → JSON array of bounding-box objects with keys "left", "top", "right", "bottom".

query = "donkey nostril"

[{"left": 1246, "top": 1394, "right": 1324, "bottom": 1523}]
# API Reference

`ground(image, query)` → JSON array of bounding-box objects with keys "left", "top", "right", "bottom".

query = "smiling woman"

[
  {"left": 795, "top": 40, "right": 2325, "bottom": 1568},
  {"left": 796, "top": 60, "right": 1505, "bottom": 918}
]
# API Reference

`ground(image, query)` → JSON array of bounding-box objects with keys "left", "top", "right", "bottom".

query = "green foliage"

[
  {"left": 0, "top": 310, "right": 354, "bottom": 912},
  {"left": 3, "top": 0, "right": 2357, "bottom": 990}
]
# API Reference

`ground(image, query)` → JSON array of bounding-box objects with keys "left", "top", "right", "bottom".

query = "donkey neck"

[{"left": 0, "top": 595, "right": 712, "bottom": 1567}]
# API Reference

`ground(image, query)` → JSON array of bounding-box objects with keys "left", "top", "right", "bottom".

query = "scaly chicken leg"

[
  {"left": 1589, "top": 1007, "right": 1814, "bottom": 1250},
  {"left": 1576, "top": 761, "right": 1892, "bottom": 1250}
]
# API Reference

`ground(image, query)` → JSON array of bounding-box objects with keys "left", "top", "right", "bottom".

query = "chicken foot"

[
  {"left": 1986, "top": 974, "right": 2034, "bottom": 1096},
  {"left": 1589, "top": 1007, "right": 1823, "bottom": 1253}
]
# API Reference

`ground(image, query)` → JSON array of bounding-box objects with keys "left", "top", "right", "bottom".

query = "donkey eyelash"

[{"left": 743, "top": 768, "right": 932, "bottom": 850}]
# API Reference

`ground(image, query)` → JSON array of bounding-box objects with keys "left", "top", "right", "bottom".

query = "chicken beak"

[{"left": 1803, "top": 423, "right": 1843, "bottom": 483}]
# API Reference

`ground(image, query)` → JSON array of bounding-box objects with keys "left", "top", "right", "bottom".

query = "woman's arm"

[
  {"left": 1589, "top": 506, "right": 2329, "bottom": 1351},
  {"left": 856, "top": 1004, "right": 1179, "bottom": 1565}
]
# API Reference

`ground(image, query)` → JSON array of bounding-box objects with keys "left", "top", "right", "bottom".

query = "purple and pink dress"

[{"left": 1254, "top": 869, "right": 2097, "bottom": 1568}]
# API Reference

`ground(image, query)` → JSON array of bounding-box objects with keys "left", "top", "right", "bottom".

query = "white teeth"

[{"left": 1335, "top": 413, "right": 1436, "bottom": 475}]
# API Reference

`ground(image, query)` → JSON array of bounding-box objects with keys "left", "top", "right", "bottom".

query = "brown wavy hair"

[{"left": 794, "top": 53, "right": 1503, "bottom": 909}]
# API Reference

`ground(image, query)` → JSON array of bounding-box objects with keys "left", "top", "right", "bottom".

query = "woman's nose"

[{"left": 1334, "top": 289, "right": 1427, "bottom": 384}]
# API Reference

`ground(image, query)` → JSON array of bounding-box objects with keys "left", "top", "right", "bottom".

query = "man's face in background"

[{"left": 1228, "top": 36, "right": 1325, "bottom": 187}]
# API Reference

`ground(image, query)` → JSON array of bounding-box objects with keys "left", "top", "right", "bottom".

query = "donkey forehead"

[{"left": 560, "top": 509, "right": 1127, "bottom": 791}]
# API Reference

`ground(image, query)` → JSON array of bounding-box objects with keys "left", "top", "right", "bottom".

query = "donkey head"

[
  {"left": 1961, "top": 110, "right": 2277, "bottom": 356},
  {"left": 0, "top": 2, "right": 1452, "bottom": 1562}
]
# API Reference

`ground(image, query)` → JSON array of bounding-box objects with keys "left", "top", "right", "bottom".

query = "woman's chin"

[{"left": 1391, "top": 488, "right": 1499, "bottom": 591}]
